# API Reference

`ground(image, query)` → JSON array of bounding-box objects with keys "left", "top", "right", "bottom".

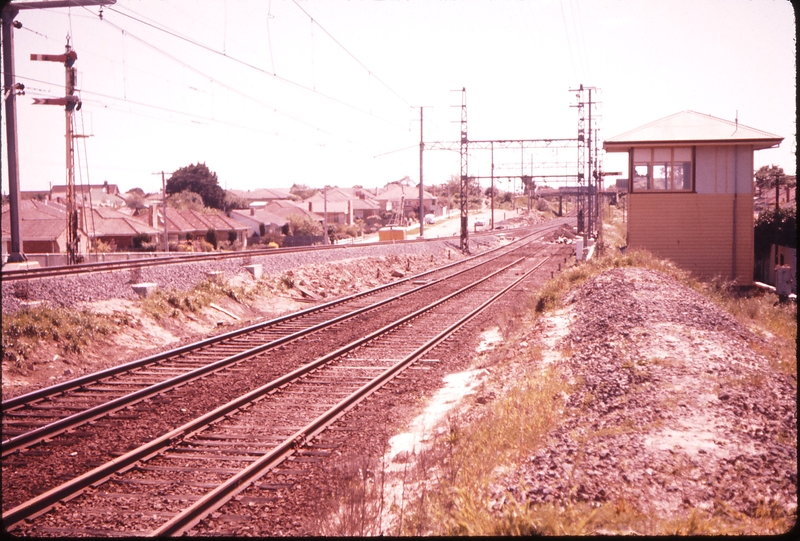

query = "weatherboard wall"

[{"left": 628, "top": 192, "right": 754, "bottom": 284}]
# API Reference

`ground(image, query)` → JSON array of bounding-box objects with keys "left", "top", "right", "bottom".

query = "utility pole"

[
  {"left": 587, "top": 87, "right": 593, "bottom": 240},
  {"left": 152, "top": 171, "right": 170, "bottom": 252},
  {"left": 419, "top": 107, "right": 424, "bottom": 237},
  {"left": 2, "top": 5, "right": 25, "bottom": 263},
  {"left": 569, "top": 85, "right": 586, "bottom": 238},
  {"left": 2, "top": 0, "right": 116, "bottom": 267},
  {"left": 323, "top": 185, "right": 329, "bottom": 245},
  {"left": 490, "top": 142, "right": 494, "bottom": 230}
]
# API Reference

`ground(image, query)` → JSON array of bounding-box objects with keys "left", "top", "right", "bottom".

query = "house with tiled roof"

[
  {"left": 229, "top": 200, "right": 321, "bottom": 237},
  {"left": 231, "top": 188, "right": 293, "bottom": 202},
  {"left": 144, "top": 206, "right": 249, "bottom": 248},
  {"left": 82, "top": 207, "right": 163, "bottom": 251},
  {"left": 374, "top": 183, "right": 436, "bottom": 222},
  {"left": 1, "top": 199, "right": 88, "bottom": 254},
  {"left": 604, "top": 110, "right": 783, "bottom": 284}
]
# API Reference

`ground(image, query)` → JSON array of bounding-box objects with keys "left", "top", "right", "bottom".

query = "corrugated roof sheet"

[{"left": 604, "top": 110, "right": 783, "bottom": 150}]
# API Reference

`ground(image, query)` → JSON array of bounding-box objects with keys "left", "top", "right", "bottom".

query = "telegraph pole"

[
  {"left": 418, "top": 107, "right": 424, "bottom": 237},
  {"left": 152, "top": 171, "right": 170, "bottom": 252},
  {"left": 490, "top": 142, "right": 495, "bottom": 230},
  {"left": 323, "top": 185, "right": 329, "bottom": 245},
  {"left": 2, "top": 4, "right": 25, "bottom": 263},
  {"left": 2, "top": 0, "right": 116, "bottom": 267}
]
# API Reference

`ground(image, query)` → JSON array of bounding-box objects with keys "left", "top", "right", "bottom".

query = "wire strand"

[
  {"left": 102, "top": 5, "right": 407, "bottom": 130},
  {"left": 290, "top": 0, "right": 410, "bottom": 106}
]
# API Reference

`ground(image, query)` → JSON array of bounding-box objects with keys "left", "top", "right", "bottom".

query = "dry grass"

[
  {"left": 140, "top": 277, "right": 260, "bottom": 320},
  {"left": 396, "top": 366, "right": 569, "bottom": 536},
  {"left": 351, "top": 206, "right": 796, "bottom": 536}
]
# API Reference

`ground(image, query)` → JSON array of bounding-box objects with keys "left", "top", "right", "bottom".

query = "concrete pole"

[{"left": 2, "top": 7, "right": 25, "bottom": 263}]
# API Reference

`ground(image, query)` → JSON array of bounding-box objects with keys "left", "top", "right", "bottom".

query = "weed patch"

[
  {"left": 140, "top": 278, "right": 258, "bottom": 320},
  {"left": 2, "top": 306, "right": 128, "bottom": 367}
]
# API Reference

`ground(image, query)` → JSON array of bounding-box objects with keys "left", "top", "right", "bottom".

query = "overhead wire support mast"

[{"left": 1, "top": 0, "right": 116, "bottom": 268}]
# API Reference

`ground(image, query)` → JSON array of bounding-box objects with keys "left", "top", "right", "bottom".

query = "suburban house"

[
  {"left": 50, "top": 181, "right": 126, "bottom": 208},
  {"left": 83, "top": 207, "right": 163, "bottom": 250},
  {"left": 373, "top": 183, "right": 436, "bottom": 221},
  {"left": 603, "top": 110, "right": 783, "bottom": 285},
  {"left": 146, "top": 206, "right": 249, "bottom": 248},
  {"left": 1, "top": 199, "right": 87, "bottom": 254},
  {"left": 230, "top": 201, "right": 320, "bottom": 237},
  {"left": 305, "top": 192, "right": 353, "bottom": 225},
  {"left": 230, "top": 188, "right": 293, "bottom": 203}
]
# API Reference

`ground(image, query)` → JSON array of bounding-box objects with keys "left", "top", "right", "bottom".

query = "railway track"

[
  {"left": 0, "top": 226, "right": 528, "bottom": 282},
  {"left": 1, "top": 223, "right": 565, "bottom": 458},
  {"left": 3, "top": 236, "right": 565, "bottom": 536}
]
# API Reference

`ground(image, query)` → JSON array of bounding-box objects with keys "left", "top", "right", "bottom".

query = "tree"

[
  {"left": 754, "top": 207, "right": 796, "bottom": 259},
  {"left": 167, "top": 190, "right": 205, "bottom": 211},
  {"left": 125, "top": 192, "right": 147, "bottom": 209},
  {"left": 223, "top": 191, "right": 249, "bottom": 213},
  {"left": 754, "top": 165, "right": 796, "bottom": 210},
  {"left": 289, "top": 183, "right": 318, "bottom": 200},
  {"left": 286, "top": 214, "right": 323, "bottom": 236},
  {"left": 166, "top": 163, "right": 226, "bottom": 210}
]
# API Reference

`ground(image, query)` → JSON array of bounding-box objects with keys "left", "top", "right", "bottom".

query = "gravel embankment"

[
  {"left": 503, "top": 267, "right": 797, "bottom": 527},
  {"left": 1, "top": 239, "right": 474, "bottom": 314}
]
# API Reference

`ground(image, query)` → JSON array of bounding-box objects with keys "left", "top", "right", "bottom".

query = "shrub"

[{"left": 205, "top": 228, "right": 218, "bottom": 249}]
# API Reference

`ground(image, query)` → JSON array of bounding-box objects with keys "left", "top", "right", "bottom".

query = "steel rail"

[
  {"left": 2, "top": 219, "right": 567, "bottom": 412},
  {"left": 1, "top": 244, "right": 531, "bottom": 456},
  {"left": 156, "top": 256, "right": 552, "bottom": 536},
  {"left": 0, "top": 218, "right": 571, "bottom": 281},
  {"left": 2, "top": 254, "right": 537, "bottom": 531}
]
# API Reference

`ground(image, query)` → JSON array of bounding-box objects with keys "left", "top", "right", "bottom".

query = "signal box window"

[{"left": 632, "top": 147, "right": 692, "bottom": 192}]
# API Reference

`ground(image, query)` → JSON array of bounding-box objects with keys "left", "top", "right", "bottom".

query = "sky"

[{"left": 1, "top": 0, "right": 796, "bottom": 196}]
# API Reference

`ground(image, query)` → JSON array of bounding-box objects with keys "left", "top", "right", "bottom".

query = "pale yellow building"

[{"left": 604, "top": 111, "right": 783, "bottom": 285}]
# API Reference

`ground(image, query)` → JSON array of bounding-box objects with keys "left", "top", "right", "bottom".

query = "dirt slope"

[{"left": 499, "top": 267, "right": 796, "bottom": 528}]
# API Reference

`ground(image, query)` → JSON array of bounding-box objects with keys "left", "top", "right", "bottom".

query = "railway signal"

[{"left": 31, "top": 38, "right": 83, "bottom": 263}]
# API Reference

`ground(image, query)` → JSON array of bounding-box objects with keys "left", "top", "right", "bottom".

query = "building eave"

[{"left": 604, "top": 138, "right": 783, "bottom": 152}]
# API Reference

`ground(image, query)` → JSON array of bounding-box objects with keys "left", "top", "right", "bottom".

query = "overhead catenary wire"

[
  {"left": 101, "top": 5, "right": 408, "bottom": 130},
  {"left": 290, "top": 0, "right": 411, "bottom": 107},
  {"left": 559, "top": 0, "right": 579, "bottom": 82},
  {"left": 93, "top": 17, "right": 369, "bottom": 148}
]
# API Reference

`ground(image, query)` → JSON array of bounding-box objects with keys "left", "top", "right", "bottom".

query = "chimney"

[
  {"left": 250, "top": 207, "right": 255, "bottom": 216},
  {"left": 148, "top": 205, "right": 156, "bottom": 228},
  {"left": 103, "top": 180, "right": 109, "bottom": 194},
  {"left": 308, "top": 202, "right": 313, "bottom": 212}
]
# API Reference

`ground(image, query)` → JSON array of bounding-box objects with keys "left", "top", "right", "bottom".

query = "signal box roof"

[{"left": 604, "top": 110, "right": 782, "bottom": 152}]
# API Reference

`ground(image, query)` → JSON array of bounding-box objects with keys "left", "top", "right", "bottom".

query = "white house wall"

[{"left": 695, "top": 145, "right": 754, "bottom": 194}]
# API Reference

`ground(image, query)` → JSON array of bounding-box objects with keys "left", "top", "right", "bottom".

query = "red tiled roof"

[{"left": 164, "top": 208, "right": 248, "bottom": 234}]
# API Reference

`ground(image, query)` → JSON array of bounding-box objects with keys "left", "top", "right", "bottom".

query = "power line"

[
  {"left": 101, "top": 4, "right": 408, "bottom": 130},
  {"left": 96, "top": 17, "right": 364, "bottom": 147},
  {"left": 290, "top": 0, "right": 411, "bottom": 106}
]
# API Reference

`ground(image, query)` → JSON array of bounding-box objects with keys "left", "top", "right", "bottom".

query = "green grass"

[{"left": 2, "top": 306, "right": 130, "bottom": 367}]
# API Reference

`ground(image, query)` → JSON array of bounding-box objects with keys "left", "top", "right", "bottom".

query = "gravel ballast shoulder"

[{"left": 1, "top": 240, "right": 470, "bottom": 314}]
